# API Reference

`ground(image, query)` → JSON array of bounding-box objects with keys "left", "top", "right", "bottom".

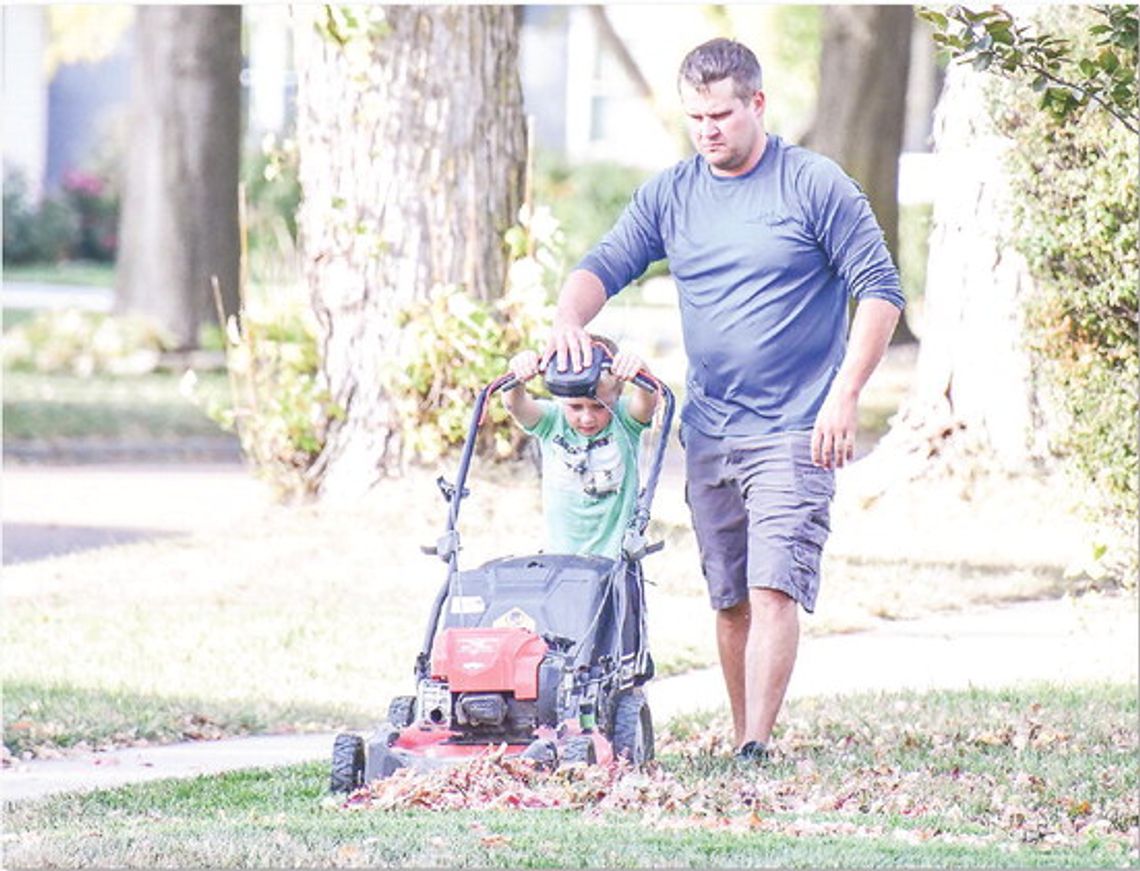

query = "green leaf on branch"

[{"left": 1098, "top": 48, "right": 1119, "bottom": 73}]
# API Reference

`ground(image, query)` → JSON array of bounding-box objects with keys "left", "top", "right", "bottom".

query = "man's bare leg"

[
  {"left": 743, "top": 587, "right": 799, "bottom": 746},
  {"left": 715, "top": 599, "right": 750, "bottom": 746}
]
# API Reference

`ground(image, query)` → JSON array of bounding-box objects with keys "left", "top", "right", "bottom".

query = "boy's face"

[{"left": 561, "top": 380, "right": 620, "bottom": 437}]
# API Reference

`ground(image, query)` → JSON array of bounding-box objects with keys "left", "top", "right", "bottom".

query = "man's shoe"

[{"left": 735, "top": 740, "right": 769, "bottom": 762}]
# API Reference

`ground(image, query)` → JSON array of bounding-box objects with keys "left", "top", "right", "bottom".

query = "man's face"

[{"left": 680, "top": 77, "right": 766, "bottom": 177}]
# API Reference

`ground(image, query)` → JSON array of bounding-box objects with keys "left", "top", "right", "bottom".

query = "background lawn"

[{"left": 5, "top": 685, "right": 1136, "bottom": 868}]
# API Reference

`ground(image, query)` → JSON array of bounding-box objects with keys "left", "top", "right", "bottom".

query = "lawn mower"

[{"left": 330, "top": 346, "right": 675, "bottom": 791}]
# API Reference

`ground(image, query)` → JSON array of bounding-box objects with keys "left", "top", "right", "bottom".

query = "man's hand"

[
  {"left": 543, "top": 269, "right": 608, "bottom": 372},
  {"left": 811, "top": 384, "right": 858, "bottom": 469},
  {"left": 543, "top": 321, "right": 594, "bottom": 374},
  {"left": 812, "top": 298, "right": 900, "bottom": 469}
]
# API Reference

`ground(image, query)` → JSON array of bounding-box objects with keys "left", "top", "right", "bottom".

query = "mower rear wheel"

[
  {"left": 559, "top": 735, "right": 597, "bottom": 766},
  {"left": 612, "top": 689, "right": 654, "bottom": 765},
  {"left": 330, "top": 733, "right": 365, "bottom": 793}
]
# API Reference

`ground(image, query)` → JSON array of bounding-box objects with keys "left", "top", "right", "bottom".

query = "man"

[{"left": 545, "top": 38, "right": 904, "bottom": 761}]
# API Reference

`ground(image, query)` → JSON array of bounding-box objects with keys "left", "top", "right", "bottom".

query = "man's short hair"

[{"left": 677, "top": 38, "right": 763, "bottom": 100}]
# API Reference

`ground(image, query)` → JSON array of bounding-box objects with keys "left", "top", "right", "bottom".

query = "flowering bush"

[
  {"left": 2, "top": 309, "right": 172, "bottom": 376},
  {"left": 2, "top": 167, "right": 118, "bottom": 264},
  {"left": 61, "top": 169, "right": 119, "bottom": 262}
]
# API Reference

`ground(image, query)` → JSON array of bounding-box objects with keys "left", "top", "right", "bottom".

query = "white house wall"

[{"left": 2, "top": 6, "right": 48, "bottom": 200}]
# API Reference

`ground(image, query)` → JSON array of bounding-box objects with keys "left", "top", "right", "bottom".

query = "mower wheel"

[
  {"left": 329, "top": 733, "right": 365, "bottom": 793},
  {"left": 387, "top": 695, "right": 417, "bottom": 728},
  {"left": 612, "top": 689, "right": 654, "bottom": 765},
  {"left": 559, "top": 735, "right": 597, "bottom": 766}
]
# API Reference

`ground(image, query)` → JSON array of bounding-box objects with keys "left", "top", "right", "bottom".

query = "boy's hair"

[
  {"left": 677, "top": 38, "right": 763, "bottom": 101},
  {"left": 590, "top": 334, "right": 619, "bottom": 357}
]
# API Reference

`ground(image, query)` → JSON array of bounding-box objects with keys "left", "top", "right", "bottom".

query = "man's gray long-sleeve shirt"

[{"left": 578, "top": 134, "right": 905, "bottom": 438}]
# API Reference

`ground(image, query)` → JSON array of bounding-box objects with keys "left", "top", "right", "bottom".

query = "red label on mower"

[{"left": 431, "top": 627, "right": 548, "bottom": 699}]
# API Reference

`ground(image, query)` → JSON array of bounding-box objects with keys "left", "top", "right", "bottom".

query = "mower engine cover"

[
  {"left": 431, "top": 627, "right": 548, "bottom": 699},
  {"left": 543, "top": 346, "right": 606, "bottom": 397}
]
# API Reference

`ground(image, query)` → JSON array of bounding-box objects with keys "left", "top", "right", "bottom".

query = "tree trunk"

[
  {"left": 806, "top": 5, "right": 915, "bottom": 343},
  {"left": 847, "top": 62, "right": 1050, "bottom": 503},
  {"left": 115, "top": 6, "right": 241, "bottom": 350},
  {"left": 295, "top": 6, "right": 526, "bottom": 499}
]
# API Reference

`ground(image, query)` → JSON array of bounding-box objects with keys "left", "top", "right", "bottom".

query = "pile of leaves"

[
  {"left": 339, "top": 745, "right": 755, "bottom": 823},
  {"left": 335, "top": 696, "right": 1138, "bottom": 858}
]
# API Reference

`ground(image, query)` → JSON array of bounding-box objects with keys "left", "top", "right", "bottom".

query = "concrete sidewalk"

[
  {"left": 4, "top": 592, "right": 1135, "bottom": 803},
  {"left": 1, "top": 281, "right": 113, "bottom": 312}
]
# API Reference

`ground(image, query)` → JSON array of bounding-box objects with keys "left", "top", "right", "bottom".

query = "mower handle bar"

[
  {"left": 416, "top": 358, "right": 674, "bottom": 671},
  {"left": 437, "top": 355, "right": 675, "bottom": 555}
]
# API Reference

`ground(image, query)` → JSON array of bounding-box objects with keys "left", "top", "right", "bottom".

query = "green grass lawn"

[
  {"left": 3, "top": 369, "right": 231, "bottom": 442},
  {"left": 6, "top": 686, "right": 1135, "bottom": 868},
  {"left": 3, "top": 449, "right": 1082, "bottom": 762},
  {"left": 3, "top": 260, "right": 116, "bottom": 287}
]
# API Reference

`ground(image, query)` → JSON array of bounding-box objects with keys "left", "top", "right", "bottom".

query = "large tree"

[
  {"left": 805, "top": 5, "right": 916, "bottom": 342},
  {"left": 115, "top": 5, "right": 242, "bottom": 350},
  {"left": 853, "top": 4, "right": 1138, "bottom": 578},
  {"left": 294, "top": 6, "right": 527, "bottom": 499},
  {"left": 853, "top": 58, "right": 1046, "bottom": 504}
]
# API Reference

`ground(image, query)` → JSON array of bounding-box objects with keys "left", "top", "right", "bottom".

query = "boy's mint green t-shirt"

[{"left": 524, "top": 397, "right": 648, "bottom": 559}]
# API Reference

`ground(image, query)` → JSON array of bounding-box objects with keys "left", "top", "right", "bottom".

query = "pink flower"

[{"left": 62, "top": 169, "right": 105, "bottom": 198}]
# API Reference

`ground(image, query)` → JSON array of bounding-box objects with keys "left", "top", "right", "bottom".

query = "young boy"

[{"left": 504, "top": 336, "right": 659, "bottom": 560}]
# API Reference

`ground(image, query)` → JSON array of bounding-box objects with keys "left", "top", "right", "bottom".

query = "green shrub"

[
  {"left": 1004, "top": 100, "right": 1137, "bottom": 574},
  {"left": 965, "top": 5, "right": 1139, "bottom": 578},
  {"left": 192, "top": 210, "right": 560, "bottom": 499},
  {"left": 898, "top": 202, "right": 933, "bottom": 307},
  {"left": 534, "top": 154, "right": 665, "bottom": 286},
  {"left": 187, "top": 288, "right": 340, "bottom": 498},
  {"left": 241, "top": 135, "right": 301, "bottom": 287},
  {"left": 387, "top": 207, "right": 559, "bottom": 464},
  {"left": 2, "top": 170, "right": 79, "bottom": 265},
  {"left": 2, "top": 309, "right": 173, "bottom": 376}
]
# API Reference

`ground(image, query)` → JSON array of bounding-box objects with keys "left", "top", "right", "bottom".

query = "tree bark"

[
  {"left": 295, "top": 6, "right": 526, "bottom": 499},
  {"left": 846, "top": 62, "right": 1050, "bottom": 503},
  {"left": 115, "top": 6, "right": 241, "bottom": 350},
  {"left": 806, "top": 5, "right": 915, "bottom": 343}
]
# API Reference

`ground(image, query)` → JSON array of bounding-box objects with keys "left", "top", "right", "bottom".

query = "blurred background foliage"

[{"left": 5, "top": 5, "right": 1134, "bottom": 583}]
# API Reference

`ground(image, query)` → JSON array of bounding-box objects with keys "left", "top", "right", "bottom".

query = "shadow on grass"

[
  {"left": 2, "top": 522, "right": 181, "bottom": 566},
  {"left": 3, "top": 680, "right": 370, "bottom": 758}
]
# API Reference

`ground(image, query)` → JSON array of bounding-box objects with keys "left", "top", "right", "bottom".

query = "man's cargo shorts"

[{"left": 680, "top": 425, "right": 835, "bottom": 613}]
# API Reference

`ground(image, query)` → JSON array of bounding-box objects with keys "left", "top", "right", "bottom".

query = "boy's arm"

[
  {"left": 626, "top": 382, "right": 659, "bottom": 426},
  {"left": 610, "top": 351, "right": 659, "bottom": 425},
  {"left": 503, "top": 350, "right": 544, "bottom": 430},
  {"left": 503, "top": 384, "right": 543, "bottom": 430}
]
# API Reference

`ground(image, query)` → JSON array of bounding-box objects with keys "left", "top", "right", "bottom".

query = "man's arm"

[
  {"left": 545, "top": 269, "right": 608, "bottom": 373},
  {"left": 811, "top": 297, "right": 900, "bottom": 470}
]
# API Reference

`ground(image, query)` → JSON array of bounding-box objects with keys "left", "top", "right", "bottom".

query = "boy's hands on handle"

[
  {"left": 507, "top": 350, "right": 542, "bottom": 384},
  {"left": 608, "top": 350, "right": 645, "bottom": 383}
]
